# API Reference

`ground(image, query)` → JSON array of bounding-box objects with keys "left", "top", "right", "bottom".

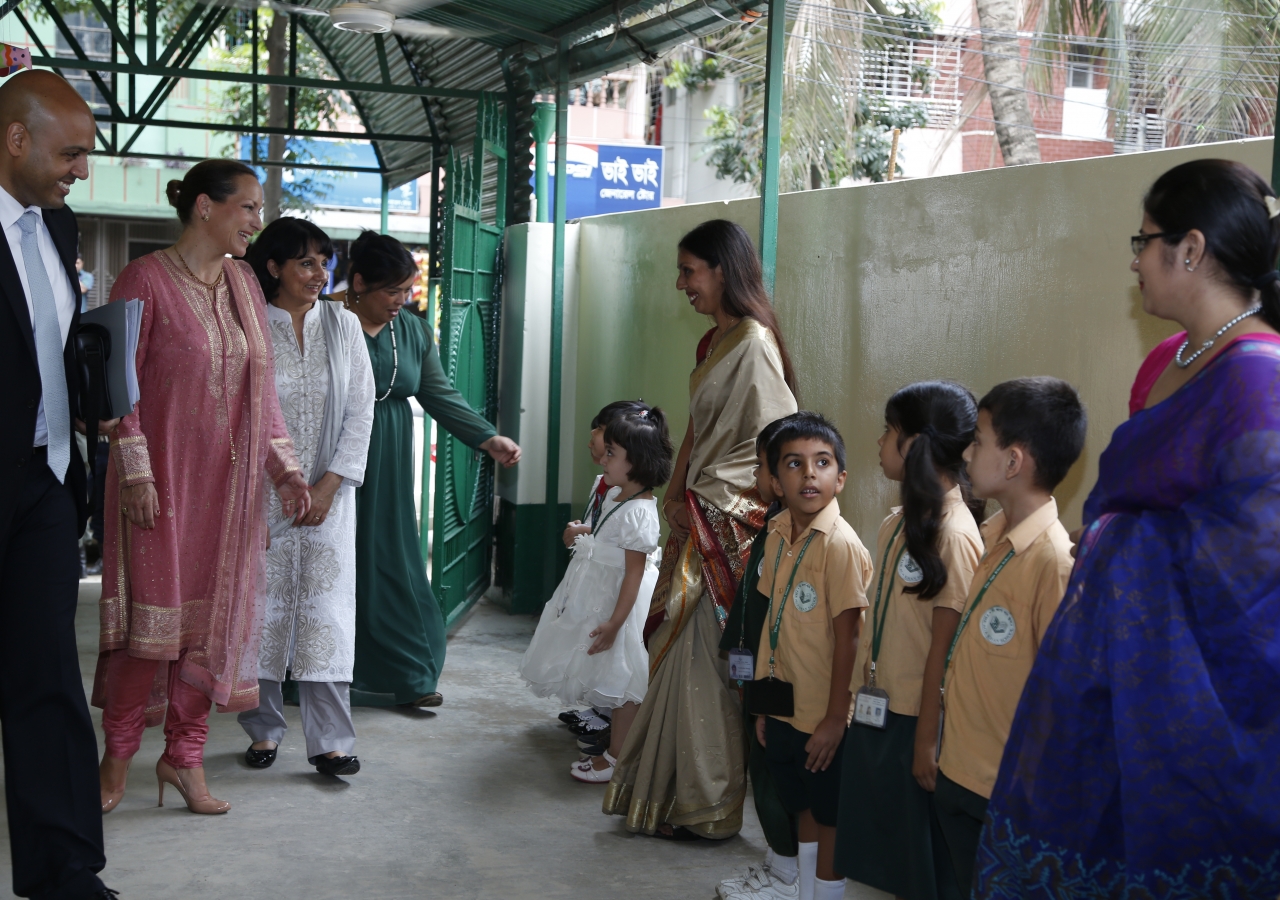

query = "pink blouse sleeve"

[
  {"left": 109, "top": 262, "right": 157, "bottom": 487},
  {"left": 1129, "top": 332, "right": 1184, "bottom": 417}
]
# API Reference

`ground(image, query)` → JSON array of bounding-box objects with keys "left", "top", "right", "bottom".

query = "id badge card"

[
  {"left": 728, "top": 648, "right": 754, "bottom": 682},
  {"left": 853, "top": 686, "right": 890, "bottom": 729}
]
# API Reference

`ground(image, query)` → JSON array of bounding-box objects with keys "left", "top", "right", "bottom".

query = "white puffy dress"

[{"left": 520, "top": 487, "right": 661, "bottom": 709}]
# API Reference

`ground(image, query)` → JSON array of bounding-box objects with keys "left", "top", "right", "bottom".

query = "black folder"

[{"left": 78, "top": 300, "right": 141, "bottom": 420}]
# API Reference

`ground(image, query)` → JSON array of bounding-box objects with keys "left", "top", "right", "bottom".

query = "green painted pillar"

[
  {"left": 380, "top": 175, "right": 390, "bottom": 234},
  {"left": 1272, "top": 71, "right": 1280, "bottom": 195},
  {"left": 532, "top": 101, "right": 555, "bottom": 223},
  {"left": 759, "top": 0, "right": 786, "bottom": 294},
  {"left": 545, "top": 41, "right": 570, "bottom": 596}
]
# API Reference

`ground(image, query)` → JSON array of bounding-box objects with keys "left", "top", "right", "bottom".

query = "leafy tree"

[
  {"left": 690, "top": 0, "right": 935, "bottom": 191},
  {"left": 212, "top": 11, "right": 353, "bottom": 219}
]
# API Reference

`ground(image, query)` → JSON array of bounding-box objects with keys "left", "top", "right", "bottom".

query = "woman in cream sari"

[{"left": 604, "top": 219, "right": 797, "bottom": 839}]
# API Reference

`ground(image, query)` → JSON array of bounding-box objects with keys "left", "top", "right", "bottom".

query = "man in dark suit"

[{"left": 0, "top": 70, "right": 116, "bottom": 899}]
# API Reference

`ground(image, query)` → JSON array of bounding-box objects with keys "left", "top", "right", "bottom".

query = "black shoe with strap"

[{"left": 92, "top": 889, "right": 121, "bottom": 899}]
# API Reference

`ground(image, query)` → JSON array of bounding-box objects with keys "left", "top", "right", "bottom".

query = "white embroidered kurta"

[{"left": 260, "top": 302, "right": 375, "bottom": 683}]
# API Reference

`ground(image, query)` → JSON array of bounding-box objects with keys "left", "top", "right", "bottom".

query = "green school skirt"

[{"left": 833, "top": 711, "right": 962, "bottom": 900}]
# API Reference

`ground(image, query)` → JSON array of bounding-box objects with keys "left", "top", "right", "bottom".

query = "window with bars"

[
  {"left": 54, "top": 12, "right": 112, "bottom": 113},
  {"left": 1067, "top": 45, "right": 1095, "bottom": 89}
]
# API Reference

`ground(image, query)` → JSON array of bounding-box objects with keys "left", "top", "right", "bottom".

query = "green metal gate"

[{"left": 431, "top": 97, "right": 507, "bottom": 625}]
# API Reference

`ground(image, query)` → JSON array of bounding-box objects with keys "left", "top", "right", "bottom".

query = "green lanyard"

[
  {"left": 591, "top": 489, "right": 646, "bottom": 537},
  {"left": 939, "top": 547, "right": 1016, "bottom": 701},
  {"left": 762, "top": 527, "right": 819, "bottom": 677},
  {"left": 867, "top": 518, "right": 906, "bottom": 687}
]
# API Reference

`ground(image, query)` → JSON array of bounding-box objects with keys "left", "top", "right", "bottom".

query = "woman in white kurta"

[{"left": 238, "top": 218, "right": 375, "bottom": 777}]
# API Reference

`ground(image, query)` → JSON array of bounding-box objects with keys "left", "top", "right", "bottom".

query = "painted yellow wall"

[{"left": 571, "top": 138, "right": 1273, "bottom": 546}]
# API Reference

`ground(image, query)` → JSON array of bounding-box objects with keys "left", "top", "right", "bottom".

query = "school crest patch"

[
  {"left": 897, "top": 552, "right": 924, "bottom": 585},
  {"left": 793, "top": 582, "right": 818, "bottom": 612},
  {"left": 980, "top": 606, "right": 1016, "bottom": 645}
]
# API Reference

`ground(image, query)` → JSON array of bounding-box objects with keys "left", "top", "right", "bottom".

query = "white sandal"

[{"left": 570, "top": 750, "right": 615, "bottom": 783}]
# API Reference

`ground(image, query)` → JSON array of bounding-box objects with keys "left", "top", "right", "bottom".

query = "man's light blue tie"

[{"left": 19, "top": 211, "right": 69, "bottom": 483}]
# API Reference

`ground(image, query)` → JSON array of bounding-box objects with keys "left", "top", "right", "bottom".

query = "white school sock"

[
  {"left": 592, "top": 706, "right": 613, "bottom": 720},
  {"left": 769, "top": 850, "right": 799, "bottom": 886},
  {"left": 814, "top": 877, "right": 846, "bottom": 900},
  {"left": 797, "top": 842, "right": 819, "bottom": 900}
]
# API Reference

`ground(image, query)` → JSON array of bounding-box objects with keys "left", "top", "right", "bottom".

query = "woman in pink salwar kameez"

[{"left": 95, "top": 160, "right": 310, "bottom": 815}]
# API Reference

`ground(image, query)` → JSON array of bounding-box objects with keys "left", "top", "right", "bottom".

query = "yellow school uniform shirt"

[
  {"left": 854, "top": 485, "right": 982, "bottom": 717},
  {"left": 937, "top": 498, "right": 1073, "bottom": 799},
  {"left": 756, "top": 498, "right": 874, "bottom": 735}
]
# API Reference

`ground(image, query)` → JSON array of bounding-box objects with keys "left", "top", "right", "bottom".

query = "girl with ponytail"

[{"left": 833, "top": 381, "right": 983, "bottom": 900}]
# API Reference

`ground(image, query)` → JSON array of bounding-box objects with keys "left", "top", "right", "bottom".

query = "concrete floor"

[{"left": 0, "top": 580, "right": 892, "bottom": 899}]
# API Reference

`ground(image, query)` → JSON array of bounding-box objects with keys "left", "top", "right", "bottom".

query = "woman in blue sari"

[{"left": 976, "top": 159, "right": 1280, "bottom": 898}]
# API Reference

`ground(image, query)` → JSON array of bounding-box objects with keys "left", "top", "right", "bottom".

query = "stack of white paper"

[{"left": 124, "top": 299, "right": 142, "bottom": 408}]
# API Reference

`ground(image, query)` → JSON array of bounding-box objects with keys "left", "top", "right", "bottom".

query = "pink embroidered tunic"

[{"left": 93, "top": 252, "right": 300, "bottom": 722}]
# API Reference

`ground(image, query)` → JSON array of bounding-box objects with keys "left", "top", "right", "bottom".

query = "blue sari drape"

[{"left": 975, "top": 336, "right": 1280, "bottom": 900}]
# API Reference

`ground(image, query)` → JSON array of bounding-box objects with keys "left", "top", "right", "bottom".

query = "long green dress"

[{"left": 350, "top": 311, "right": 495, "bottom": 706}]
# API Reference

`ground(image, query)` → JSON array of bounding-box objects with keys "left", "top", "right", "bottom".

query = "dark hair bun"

[
  {"left": 165, "top": 179, "right": 183, "bottom": 209},
  {"left": 347, "top": 230, "right": 417, "bottom": 294}
]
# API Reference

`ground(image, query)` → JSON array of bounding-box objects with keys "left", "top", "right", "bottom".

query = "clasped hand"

[{"left": 563, "top": 519, "right": 591, "bottom": 548}]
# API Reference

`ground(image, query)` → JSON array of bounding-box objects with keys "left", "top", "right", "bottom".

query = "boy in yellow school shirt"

[
  {"left": 748, "top": 413, "right": 873, "bottom": 900},
  {"left": 935, "top": 377, "right": 1086, "bottom": 895}
]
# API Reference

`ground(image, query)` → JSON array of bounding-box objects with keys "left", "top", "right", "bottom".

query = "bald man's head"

[{"left": 0, "top": 70, "right": 96, "bottom": 209}]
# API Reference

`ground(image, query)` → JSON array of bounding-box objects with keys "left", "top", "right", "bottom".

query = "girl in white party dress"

[{"left": 520, "top": 406, "right": 674, "bottom": 782}]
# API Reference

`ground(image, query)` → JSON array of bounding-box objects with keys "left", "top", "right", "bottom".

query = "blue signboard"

[
  {"left": 239, "top": 137, "right": 419, "bottom": 213},
  {"left": 541, "top": 142, "right": 663, "bottom": 219}
]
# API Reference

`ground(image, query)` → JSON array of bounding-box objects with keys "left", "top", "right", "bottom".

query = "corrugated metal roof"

[{"left": 297, "top": 0, "right": 766, "bottom": 191}]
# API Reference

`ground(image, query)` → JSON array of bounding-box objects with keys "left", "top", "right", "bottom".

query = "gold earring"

[{"left": 202, "top": 212, "right": 209, "bottom": 222}]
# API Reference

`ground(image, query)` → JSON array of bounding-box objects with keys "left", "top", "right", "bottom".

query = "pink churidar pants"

[{"left": 100, "top": 649, "right": 212, "bottom": 768}]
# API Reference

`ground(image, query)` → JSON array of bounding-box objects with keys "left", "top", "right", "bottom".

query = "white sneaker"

[
  {"left": 723, "top": 876, "right": 799, "bottom": 900},
  {"left": 718, "top": 866, "right": 798, "bottom": 899},
  {"left": 718, "top": 865, "right": 766, "bottom": 897}
]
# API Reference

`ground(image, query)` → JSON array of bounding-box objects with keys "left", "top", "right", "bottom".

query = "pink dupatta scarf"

[{"left": 94, "top": 253, "right": 299, "bottom": 723}]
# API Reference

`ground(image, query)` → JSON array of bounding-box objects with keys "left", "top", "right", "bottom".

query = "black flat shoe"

[
  {"left": 244, "top": 746, "right": 277, "bottom": 769},
  {"left": 314, "top": 754, "right": 360, "bottom": 777},
  {"left": 401, "top": 692, "right": 443, "bottom": 708}
]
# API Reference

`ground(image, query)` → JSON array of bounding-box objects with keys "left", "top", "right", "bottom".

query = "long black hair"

[
  {"left": 246, "top": 217, "right": 334, "bottom": 303},
  {"left": 1144, "top": 158, "right": 1280, "bottom": 331},
  {"left": 347, "top": 230, "right": 417, "bottom": 296},
  {"left": 884, "top": 381, "right": 982, "bottom": 600},
  {"left": 678, "top": 219, "right": 797, "bottom": 394}
]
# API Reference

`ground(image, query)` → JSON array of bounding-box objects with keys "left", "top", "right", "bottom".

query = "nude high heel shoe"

[
  {"left": 156, "top": 759, "right": 231, "bottom": 815},
  {"left": 100, "top": 754, "right": 132, "bottom": 814}
]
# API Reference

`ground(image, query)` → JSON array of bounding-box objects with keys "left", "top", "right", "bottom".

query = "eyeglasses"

[{"left": 1130, "top": 231, "right": 1182, "bottom": 256}]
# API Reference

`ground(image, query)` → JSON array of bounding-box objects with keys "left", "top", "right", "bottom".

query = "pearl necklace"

[
  {"left": 375, "top": 319, "right": 398, "bottom": 402},
  {"left": 1174, "top": 305, "right": 1263, "bottom": 368}
]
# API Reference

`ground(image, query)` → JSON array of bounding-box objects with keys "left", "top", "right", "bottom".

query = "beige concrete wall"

[{"left": 571, "top": 138, "right": 1273, "bottom": 546}]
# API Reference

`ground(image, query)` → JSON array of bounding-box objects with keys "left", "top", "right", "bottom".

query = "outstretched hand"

[{"left": 480, "top": 435, "right": 521, "bottom": 467}]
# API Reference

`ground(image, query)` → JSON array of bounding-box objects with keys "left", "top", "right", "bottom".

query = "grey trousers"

[{"left": 238, "top": 679, "right": 357, "bottom": 763}]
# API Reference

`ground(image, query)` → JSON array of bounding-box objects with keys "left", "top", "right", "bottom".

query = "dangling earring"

[{"left": 1185, "top": 259, "right": 1195, "bottom": 272}]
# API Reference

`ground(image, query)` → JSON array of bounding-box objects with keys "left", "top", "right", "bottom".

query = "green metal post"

[
  {"left": 545, "top": 41, "right": 569, "bottom": 595},
  {"left": 1272, "top": 70, "right": 1280, "bottom": 196},
  {"left": 759, "top": 0, "right": 786, "bottom": 294},
  {"left": 380, "top": 175, "right": 390, "bottom": 234},
  {"left": 532, "top": 101, "right": 555, "bottom": 223}
]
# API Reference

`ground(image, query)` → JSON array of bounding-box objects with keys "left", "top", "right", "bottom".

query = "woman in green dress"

[{"left": 343, "top": 232, "right": 520, "bottom": 707}]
